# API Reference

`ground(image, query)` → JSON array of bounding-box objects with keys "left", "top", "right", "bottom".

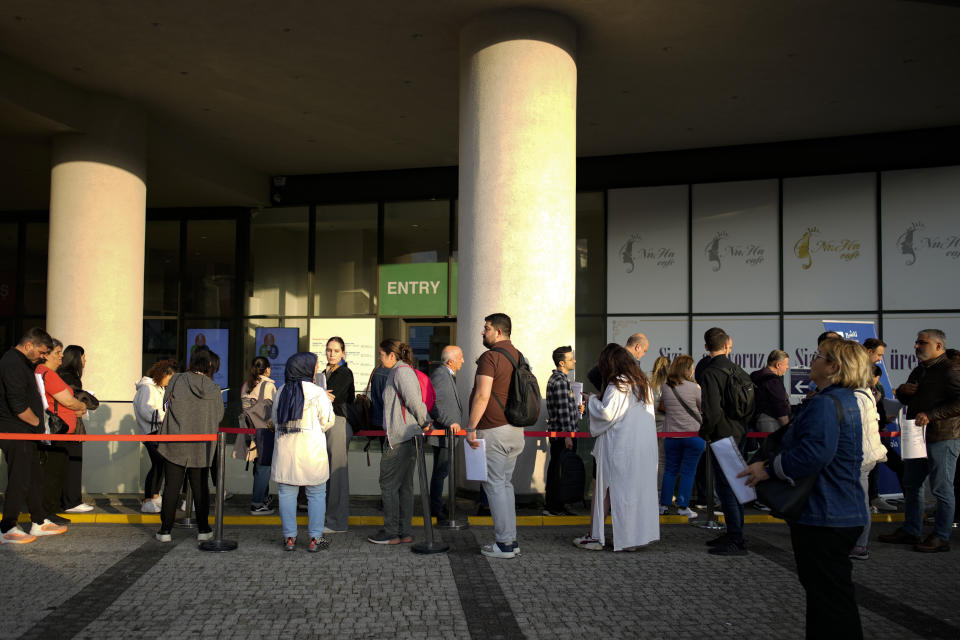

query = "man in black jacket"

[
  {"left": 879, "top": 329, "right": 960, "bottom": 552},
  {"left": 698, "top": 327, "right": 751, "bottom": 556},
  {"left": 0, "top": 327, "right": 53, "bottom": 544}
]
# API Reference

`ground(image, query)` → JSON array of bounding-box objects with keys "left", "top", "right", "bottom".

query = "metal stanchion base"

[
  {"left": 411, "top": 541, "right": 450, "bottom": 554},
  {"left": 199, "top": 539, "right": 238, "bottom": 552},
  {"left": 435, "top": 518, "right": 469, "bottom": 530}
]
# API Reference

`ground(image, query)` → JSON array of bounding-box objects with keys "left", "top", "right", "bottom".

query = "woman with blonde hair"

[
  {"left": 740, "top": 338, "right": 868, "bottom": 639},
  {"left": 658, "top": 354, "right": 705, "bottom": 519}
]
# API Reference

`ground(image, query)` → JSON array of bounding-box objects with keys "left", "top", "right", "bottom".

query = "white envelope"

[{"left": 464, "top": 438, "right": 488, "bottom": 482}]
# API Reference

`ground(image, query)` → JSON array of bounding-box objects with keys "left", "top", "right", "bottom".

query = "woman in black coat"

[
  {"left": 57, "top": 345, "right": 91, "bottom": 513},
  {"left": 314, "top": 337, "right": 355, "bottom": 532}
]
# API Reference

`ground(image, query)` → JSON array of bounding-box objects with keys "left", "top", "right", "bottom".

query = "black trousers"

[
  {"left": 789, "top": 523, "right": 864, "bottom": 640},
  {"left": 1, "top": 440, "right": 45, "bottom": 531},
  {"left": 39, "top": 444, "right": 69, "bottom": 516},
  {"left": 159, "top": 460, "right": 210, "bottom": 533},
  {"left": 61, "top": 441, "right": 83, "bottom": 508},
  {"left": 544, "top": 437, "right": 572, "bottom": 512},
  {"left": 143, "top": 442, "right": 165, "bottom": 498}
]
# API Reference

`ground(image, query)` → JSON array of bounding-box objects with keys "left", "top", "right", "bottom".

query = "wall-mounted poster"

[
  {"left": 691, "top": 316, "right": 779, "bottom": 374},
  {"left": 254, "top": 327, "right": 299, "bottom": 387},
  {"left": 692, "top": 180, "right": 779, "bottom": 313},
  {"left": 881, "top": 166, "right": 960, "bottom": 310},
  {"left": 308, "top": 318, "right": 377, "bottom": 393},
  {"left": 607, "top": 316, "right": 688, "bottom": 376},
  {"left": 782, "top": 173, "right": 877, "bottom": 311},
  {"left": 607, "top": 186, "right": 688, "bottom": 314},
  {"left": 186, "top": 328, "right": 229, "bottom": 390},
  {"left": 783, "top": 314, "right": 877, "bottom": 370}
]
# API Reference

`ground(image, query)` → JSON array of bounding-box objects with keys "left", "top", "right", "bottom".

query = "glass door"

[{"left": 406, "top": 321, "right": 456, "bottom": 375}]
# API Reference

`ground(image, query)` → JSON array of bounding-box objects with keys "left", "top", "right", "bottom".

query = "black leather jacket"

[{"left": 896, "top": 354, "right": 960, "bottom": 443}]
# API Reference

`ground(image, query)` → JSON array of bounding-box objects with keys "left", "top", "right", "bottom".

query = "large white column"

[
  {"left": 47, "top": 102, "right": 147, "bottom": 494},
  {"left": 458, "top": 11, "right": 577, "bottom": 493}
]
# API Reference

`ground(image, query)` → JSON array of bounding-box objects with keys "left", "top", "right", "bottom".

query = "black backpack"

[
  {"left": 721, "top": 362, "right": 756, "bottom": 422},
  {"left": 489, "top": 347, "right": 541, "bottom": 427}
]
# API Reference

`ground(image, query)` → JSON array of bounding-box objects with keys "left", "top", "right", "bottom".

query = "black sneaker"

[
  {"left": 708, "top": 541, "right": 748, "bottom": 556},
  {"left": 367, "top": 529, "right": 399, "bottom": 545},
  {"left": 705, "top": 534, "right": 731, "bottom": 547},
  {"left": 250, "top": 504, "right": 275, "bottom": 516}
]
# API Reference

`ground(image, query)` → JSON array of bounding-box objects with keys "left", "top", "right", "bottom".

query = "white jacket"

[
  {"left": 134, "top": 376, "right": 165, "bottom": 434},
  {"left": 855, "top": 388, "right": 887, "bottom": 468},
  {"left": 271, "top": 381, "right": 337, "bottom": 486}
]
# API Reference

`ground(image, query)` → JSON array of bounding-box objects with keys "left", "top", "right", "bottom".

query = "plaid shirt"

[{"left": 546, "top": 369, "right": 579, "bottom": 432}]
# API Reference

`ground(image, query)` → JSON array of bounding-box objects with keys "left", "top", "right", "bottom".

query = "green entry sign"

[{"left": 379, "top": 263, "right": 451, "bottom": 316}]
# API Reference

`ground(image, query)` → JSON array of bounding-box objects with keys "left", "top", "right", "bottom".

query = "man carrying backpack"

[
  {"left": 697, "top": 327, "right": 754, "bottom": 556},
  {"left": 465, "top": 313, "right": 540, "bottom": 559}
]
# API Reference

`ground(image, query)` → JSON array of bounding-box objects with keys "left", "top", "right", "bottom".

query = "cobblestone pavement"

[{"left": 0, "top": 521, "right": 958, "bottom": 639}]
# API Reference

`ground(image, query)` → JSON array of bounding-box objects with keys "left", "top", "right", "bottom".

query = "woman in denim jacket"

[{"left": 740, "top": 338, "right": 870, "bottom": 640}]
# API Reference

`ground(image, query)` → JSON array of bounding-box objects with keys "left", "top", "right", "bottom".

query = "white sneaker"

[
  {"left": 677, "top": 507, "right": 698, "bottom": 519},
  {"left": 141, "top": 500, "right": 162, "bottom": 513},
  {"left": 197, "top": 531, "right": 214, "bottom": 541},
  {"left": 480, "top": 542, "right": 517, "bottom": 559},
  {"left": 322, "top": 526, "right": 347, "bottom": 534},
  {"left": 155, "top": 532, "right": 172, "bottom": 543},
  {"left": 572, "top": 535, "right": 603, "bottom": 551},
  {"left": 64, "top": 503, "right": 94, "bottom": 513},
  {"left": 1, "top": 527, "right": 37, "bottom": 544},
  {"left": 30, "top": 519, "right": 68, "bottom": 536},
  {"left": 659, "top": 504, "right": 669, "bottom": 515}
]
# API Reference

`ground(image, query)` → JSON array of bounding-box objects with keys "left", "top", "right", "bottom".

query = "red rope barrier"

[{"left": 0, "top": 433, "right": 217, "bottom": 442}]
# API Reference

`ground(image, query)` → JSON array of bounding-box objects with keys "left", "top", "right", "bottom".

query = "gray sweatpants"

[
  {"left": 325, "top": 416, "right": 351, "bottom": 531},
  {"left": 479, "top": 425, "right": 525, "bottom": 545}
]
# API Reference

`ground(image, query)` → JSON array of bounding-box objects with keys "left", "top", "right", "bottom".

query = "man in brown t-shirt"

[{"left": 465, "top": 312, "right": 526, "bottom": 559}]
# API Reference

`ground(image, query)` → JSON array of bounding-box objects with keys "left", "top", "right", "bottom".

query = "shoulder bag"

[
  {"left": 756, "top": 394, "right": 844, "bottom": 521},
  {"left": 41, "top": 371, "right": 71, "bottom": 435},
  {"left": 669, "top": 384, "right": 702, "bottom": 426}
]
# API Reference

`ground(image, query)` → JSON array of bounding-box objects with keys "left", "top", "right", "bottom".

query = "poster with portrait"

[
  {"left": 782, "top": 173, "right": 877, "bottom": 311},
  {"left": 881, "top": 166, "right": 960, "bottom": 310},
  {"left": 692, "top": 179, "right": 779, "bottom": 313},
  {"left": 254, "top": 327, "right": 299, "bottom": 387},
  {"left": 607, "top": 186, "right": 689, "bottom": 314},
  {"left": 185, "top": 328, "right": 229, "bottom": 391},
  {"left": 308, "top": 318, "right": 376, "bottom": 393}
]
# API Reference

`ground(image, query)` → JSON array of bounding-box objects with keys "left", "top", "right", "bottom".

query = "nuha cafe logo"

[
  {"left": 619, "top": 233, "right": 677, "bottom": 273},
  {"left": 897, "top": 222, "right": 960, "bottom": 265},
  {"left": 793, "top": 226, "right": 861, "bottom": 270},
  {"left": 704, "top": 231, "right": 765, "bottom": 271}
]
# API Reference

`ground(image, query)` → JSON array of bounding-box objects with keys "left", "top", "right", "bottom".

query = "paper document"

[
  {"left": 464, "top": 438, "right": 488, "bottom": 482},
  {"left": 571, "top": 382, "right": 584, "bottom": 406},
  {"left": 709, "top": 436, "right": 757, "bottom": 505},
  {"left": 900, "top": 419, "right": 927, "bottom": 459}
]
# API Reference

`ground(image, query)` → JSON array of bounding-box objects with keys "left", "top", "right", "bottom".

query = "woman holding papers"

[
  {"left": 578, "top": 344, "right": 659, "bottom": 551},
  {"left": 739, "top": 338, "right": 869, "bottom": 640}
]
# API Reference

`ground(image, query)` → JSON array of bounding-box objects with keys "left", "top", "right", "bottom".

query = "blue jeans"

[
  {"left": 278, "top": 482, "right": 326, "bottom": 539},
  {"left": 251, "top": 461, "right": 271, "bottom": 506},
  {"left": 660, "top": 436, "right": 706, "bottom": 508},
  {"left": 903, "top": 438, "right": 960, "bottom": 540},
  {"left": 715, "top": 459, "right": 744, "bottom": 544}
]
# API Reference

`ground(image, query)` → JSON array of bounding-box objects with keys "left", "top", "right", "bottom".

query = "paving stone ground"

[{"left": 0, "top": 521, "right": 958, "bottom": 639}]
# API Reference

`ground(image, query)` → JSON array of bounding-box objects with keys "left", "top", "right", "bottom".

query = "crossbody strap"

[{"left": 669, "top": 384, "right": 701, "bottom": 425}]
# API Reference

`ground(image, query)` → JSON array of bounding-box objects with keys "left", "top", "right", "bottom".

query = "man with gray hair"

[
  {"left": 428, "top": 345, "right": 464, "bottom": 521},
  {"left": 880, "top": 329, "right": 960, "bottom": 552}
]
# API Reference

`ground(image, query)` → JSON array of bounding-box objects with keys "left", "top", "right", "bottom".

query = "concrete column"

[
  {"left": 458, "top": 11, "right": 577, "bottom": 494},
  {"left": 47, "top": 102, "right": 147, "bottom": 494}
]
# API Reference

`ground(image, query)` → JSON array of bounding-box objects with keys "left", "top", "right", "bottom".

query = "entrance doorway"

[{"left": 406, "top": 321, "right": 456, "bottom": 375}]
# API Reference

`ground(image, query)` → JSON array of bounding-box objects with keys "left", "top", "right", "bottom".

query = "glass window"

[
  {"left": 23, "top": 223, "right": 48, "bottom": 316},
  {"left": 314, "top": 204, "right": 378, "bottom": 316},
  {"left": 142, "top": 318, "right": 178, "bottom": 374},
  {"left": 183, "top": 220, "right": 236, "bottom": 316},
  {"left": 576, "top": 316, "right": 606, "bottom": 389},
  {"left": 144, "top": 221, "right": 180, "bottom": 316},
  {"left": 0, "top": 223, "right": 17, "bottom": 317},
  {"left": 576, "top": 192, "right": 605, "bottom": 314},
  {"left": 248, "top": 207, "right": 309, "bottom": 316},
  {"left": 383, "top": 200, "right": 450, "bottom": 264}
]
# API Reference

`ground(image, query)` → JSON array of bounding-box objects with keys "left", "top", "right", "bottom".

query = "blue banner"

[
  {"left": 255, "top": 327, "right": 299, "bottom": 386},
  {"left": 186, "top": 328, "right": 229, "bottom": 391}
]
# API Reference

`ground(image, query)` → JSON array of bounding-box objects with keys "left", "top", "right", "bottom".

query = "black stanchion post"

[
  {"left": 175, "top": 483, "right": 196, "bottom": 528},
  {"left": 695, "top": 443, "right": 724, "bottom": 532},
  {"left": 436, "top": 427, "right": 468, "bottom": 530},
  {"left": 200, "top": 431, "right": 238, "bottom": 552},
  {"left": 411, "top": 433, "right": 449, "bottom": 554}
]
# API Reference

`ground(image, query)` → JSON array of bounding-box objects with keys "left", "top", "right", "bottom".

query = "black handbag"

[
  {"left": 756, "top": 394, "right": 844, "bottom": 521},
  {"left": 41, "top": 371, "right": 70, "bottom": 435}
]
